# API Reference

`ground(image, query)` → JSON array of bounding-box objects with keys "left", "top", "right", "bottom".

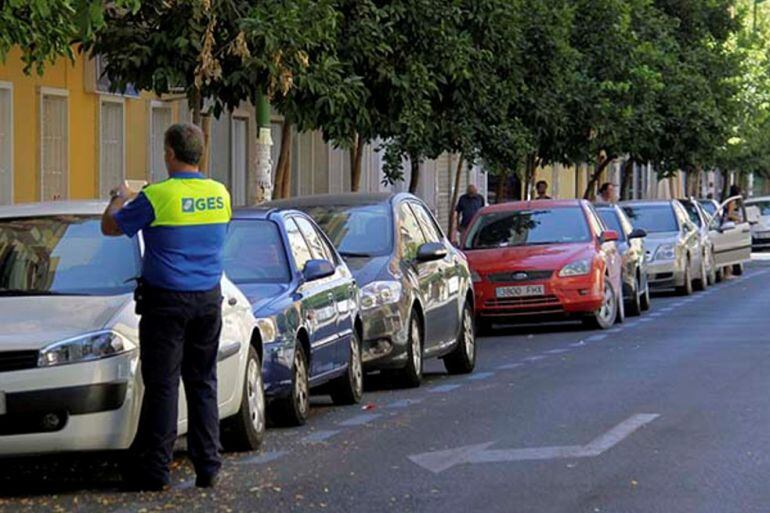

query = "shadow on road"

[{"left": 0, "top": 453, "right": 123, "bottom": 497}]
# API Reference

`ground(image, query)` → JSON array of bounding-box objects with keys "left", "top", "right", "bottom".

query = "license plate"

[
  {"left": 0, "top": 391, "right": 6, "bottom": 416},
  {"left": 496, "top": 285, "right": 545, "bottom": 298}
]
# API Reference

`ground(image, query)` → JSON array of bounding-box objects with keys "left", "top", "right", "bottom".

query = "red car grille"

[
  {"left": 487, "top": 270, "right": 554, "bottom": 283},
  {"left": 484, "top": 295, "right": 561, "bottom": 309},
  {"left": 0, "top": 351, "right": 39, "bottom": 373}
]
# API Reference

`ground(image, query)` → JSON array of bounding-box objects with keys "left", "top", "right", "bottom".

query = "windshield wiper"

[
  {"left": 339, "top": 251, "right": 373, "bottom": 258},
  {"left": 0, "top": 289, "right": 84, "bottom": 296}
]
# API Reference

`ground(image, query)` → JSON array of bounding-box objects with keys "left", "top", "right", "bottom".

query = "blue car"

[{"left": 223, "top": 208, "right": 363, "bottom": 426}]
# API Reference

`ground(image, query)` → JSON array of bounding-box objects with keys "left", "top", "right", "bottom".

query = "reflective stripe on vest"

[{"left": 143, "top": 178, "right": 232, "bottom": 227}]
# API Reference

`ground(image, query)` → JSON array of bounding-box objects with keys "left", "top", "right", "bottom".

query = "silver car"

[
  {"left": 621, "top": 200, "right": 706, "bottom": 295},
  {"left": 744, "top": 196, "right": 770, "bottom": 250}
]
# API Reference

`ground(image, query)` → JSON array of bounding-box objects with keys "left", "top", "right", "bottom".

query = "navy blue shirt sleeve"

[
  {"left": 455, "top": 196, "right": 465, "bottom": 212},
  {"left": 114, "top": 192, "right": 155, "bottom": 238}
]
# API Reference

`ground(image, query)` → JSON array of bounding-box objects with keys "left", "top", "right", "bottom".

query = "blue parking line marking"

[
  {"left": 339, "top": 413, "right": 382, "bottom": 426},
  {"left": 586, "top": 334, "right": 607, "bottom": 341},
  {"left": 238, "top": 450, "right": 289, "bottom": 465},
  {"left": 524, "top": 355, "right": 547, "bottom": 362},
  {"left": 545, "top": 348, "right": 571, "bottom": 354},
  {"left": 302, "top": 430, "right": 341, "bottom": 443},
  {"left": 467, "top": 372, "right": 494, "bottom": 381},
  {"left": 429, "top": 384, "right": 462, "bottom": 393},
  {"left": 387, "top": 398, "right": 424, "bottom": 409},
  {"left": 497, "top": 363, "right": 523, "bottom": 370}
]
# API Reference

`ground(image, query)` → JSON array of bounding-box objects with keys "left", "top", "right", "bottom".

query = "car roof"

[
  {"left": 262, "top": 192, "right": 400, "bottom": 210},
  {"left": 480, "top": 199, "right": 585, "bottom": 213},
  {"left": 0, "top": 201, "right": 108, "bottom": 219},
  {"left": 620, "top": 200, "right": 674, "bottom": 207},
  {"left": 746, "top": 196, "right": 770, "bottom": 203}
]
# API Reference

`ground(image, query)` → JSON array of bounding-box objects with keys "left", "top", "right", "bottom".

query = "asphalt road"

[{"left": 3, "top": 260, "right": 770, "bottom": 513}]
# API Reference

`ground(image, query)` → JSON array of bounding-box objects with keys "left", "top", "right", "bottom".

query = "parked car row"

[{"left": 0, "top": 192, "right": 755, "bottom": 461}]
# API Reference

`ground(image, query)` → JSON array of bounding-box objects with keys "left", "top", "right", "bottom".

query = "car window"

[
  {"left": 699, "top": 200, "right": 718, "bottom": 216},
  {"left": 464, "top": 207, "right": 591, "bottom": 249},
  {"left": 622, "top": 204, "right": 679, "bottom": 233},
  {"left": 585, "top": 204, "right": 606, "bottom": 237},
  {"left": 0, "top": 215, "right": 141, "bottom": 295},
  {"left": 304, "top": 204, "right": 393, "bottom": 257},
  {"left": 410, "top": 202, "right": 443, "bottom": 243},
  {"left": 747, "top": 200, "right": 770, "bottom": 215},
  {"left": 596, "top": 208, "right": 626, "bottom": 241},
  {"left": 285, "top": 218, "right": 314, "bottom": 271},
  {"left": 398, "top": 201, "right": 428, "bottom": 259},
  {"left": 679, "top": 201, "right": 702, "bottom": 227},
  {"left": 294, "top": 215, "right": 334, "bottom": 263},
  {"left": 616, "top": 208, "right": 635, "bottom": 234},
  {"left": 224, "top": 220, "right": 291, "bottom": 283}
]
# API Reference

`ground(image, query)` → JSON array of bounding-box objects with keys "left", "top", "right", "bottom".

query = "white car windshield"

[{"left": 0, "top": 215, "right": 141, "bottom": 296}]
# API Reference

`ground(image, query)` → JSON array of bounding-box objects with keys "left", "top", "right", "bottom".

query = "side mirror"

[
  {"left": 600, "top": 230, "right": 619, "bottom": 243},
  {"left": 746, "top": 205, "right": 761, "bottom": 225},
  {"left": 302, "top": 259, "right": 335, "bottom": 282},
  {"left": 416, "top": 242, "right": 448, "bottom": 262},
  {"left": 628, "top": 228, "right": 647, "bottom": 239},
  {"left": 721, "top": 221, "right": 737, "bottom": 232}
]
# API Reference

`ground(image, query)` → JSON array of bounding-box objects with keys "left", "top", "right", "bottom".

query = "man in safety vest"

[{"left": 101, "top": 123, "right": 231, "bottom": 491}]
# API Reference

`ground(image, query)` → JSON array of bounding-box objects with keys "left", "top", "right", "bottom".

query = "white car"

[
  {"left": 705, "top": 196, "right": 754, "bottom": 277},
  {"left": 0, "top": 202, "right": 265, "bottom": 456},
  {"left": 745, "top": 196, "right": 770, "bottom": 250}
]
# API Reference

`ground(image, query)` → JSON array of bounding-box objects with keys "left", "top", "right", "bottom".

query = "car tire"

[
  {"left": 444, "top": 301, "right": 476, "bottom": 375},
  {"left": 677, "top": 260, "right": 693, "bottom": 296},
  {"left": 221, "top": 345, "right": 266, "bottom": 452},
  {"left": 395, "top": 312, "right": 423, "bottom": 388},
  {"left": 475, "top": 317, "right": 493, "bottom": 337},
  {"left": 626, "top": 275, "right": 642, "bottom": 317},
  {"left": 715, "top": 266, "right": 724, "bottom": 283},
  {"left": 733, "top": 262, "right": 744, "bottom": 276},
  {"left": 584, "top": 277, "right": 617, "bottom": 330},
  {"left": 640, "top": 280, "right": 652, "bottom": 312},
  {"left": 694, "top": 259, "right": 708, "bottom": 291},
  {"left": 330, "top": 329, "right": 364, "bottom": 405},
  {"left": 706, "top": 250, "right": 717, "bottom": 286},
  {"left": 273, "top": 343, "right": 310, "bottom": 426}
]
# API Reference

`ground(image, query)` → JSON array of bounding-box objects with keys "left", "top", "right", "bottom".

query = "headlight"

[
  {"left": 361, "top": 281, "right": 402, "bottom": 310},
  {"left": 256, "top": 317, "right": 278, "bottom": 344},
  {"left": 38, "top": 331, "right": 136, "bottom": 367},
  {"left": 471, "top": 270, "right": 482, "bottom": 283},
  {"left": 559, "top": 259, "right": 591, "bottom": 277},
  {"left": 654, "top": 243, "right": 676, "bottom": 261}
]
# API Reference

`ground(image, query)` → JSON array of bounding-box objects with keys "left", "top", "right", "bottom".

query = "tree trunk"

[
  {"left": 720, "top": 169, "right": 730, "bottom": 201},
  {"left": 408, "top": 156, "right": 420, "bottom": 194},
  {"left": 350, "top": 133, "right": 365, "bottom": 192},
  {"left": 620, "top": 158, "right": 634, "bottom": 200},
  {"left": 280, "top": 143, "right": 292, "bottom": 199},
  {"left": 496, "top": 170, "right": 507, "bottom": 202},
  {"left": 199, "top": 114, "right": 211, "bottom": 175},
  {"left": 191, "top": 88, "right": 202, "bottom": 126},
  {"left": 448, "top": 155, "right": 465, "bottom": 236},
  {"left": 273, "top": 122, "right": 292, "bottom": 199},
  {"left": 583, "top": 154, "right": 614, "bottom": 200},
  {"left": 524, "top": 153, "right": 538, "bottom": 200}
]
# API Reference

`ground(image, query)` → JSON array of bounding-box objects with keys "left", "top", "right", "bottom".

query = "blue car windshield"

[
  {"left": 622, "top": 205, "right": 678, "bottom": 233},
  {"left": 464, "top": 207, "right": 591, "bottom": 249},
  {"left": 304, "top": 204, "right": 393, "bottom": 257},
  {"left": 224, "top": 220, "right": 291, "bottom": 283},
  {"left": 0, "top": 215, "right": 141, "bottom": 296}
]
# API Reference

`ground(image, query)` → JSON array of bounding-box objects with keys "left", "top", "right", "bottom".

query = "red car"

[{"left": 461, "top": 200, "right": 624, "bottom": 333}]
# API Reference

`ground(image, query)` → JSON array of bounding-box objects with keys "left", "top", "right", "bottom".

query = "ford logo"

[{"left": 513, "top": 272, "right": 528, "bottom": 281}]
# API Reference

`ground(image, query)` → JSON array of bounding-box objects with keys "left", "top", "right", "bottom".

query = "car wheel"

[
  {"left": 626, "top": 275, "right": 642, "bottom": 317},
  {"left": 395, "top": 312, "right": 423, "bottom": 388},
  {"left": 221, "top": 345, "right": 265, "bottom": 452},
  {"left": 274, "top": 343, "right": 310, "bottom": 426},
  {"left": 444, "top": 301, "right": 476, "bottom": 375},
  {"left": 584, "top": 277, "right": 617, "bottom": 330},
  {"left": 706, "top": 250, "right": 717, "bottom": 286},
  {"left": 715, "top": 266, "right": 724, "bottom": 283},
  {"left": 640, "top": 280, "right": 652, "bottom": 311},
  {"left": 733, "top": 262, "right": 744, "bottom": 276},
  {"left": 475, "top": 317, "right": 493, "bottom": 337},
  {"left": 330, "top": 329, "right": 364, "bottom": 405},
  {"left": 677, "top": 260, "right": 693, "bottom": 296},
  {"left": 694, "top": 258, "right": 708, "bottom": 291}
]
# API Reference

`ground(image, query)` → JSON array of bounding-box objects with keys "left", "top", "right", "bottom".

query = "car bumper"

[
  {"left": 473, "top": 274, "right": 604, "bottom": 323},
  {"left": 752, "top": 235, "right": 770, "bottom": 249},
  {"left": 646, "top": 260, "right": 683, "bottom": 289},
  {"left": 0, "top": 352, "right": 139, "bottom": 456},
  {"left": 361, "top": 302, "right": 411, "bottom": 370}
]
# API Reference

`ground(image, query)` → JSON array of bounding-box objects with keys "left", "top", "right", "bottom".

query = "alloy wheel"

[
  {"left": 350, "top": 336, "right": 363, "bottom": 395},
  {"left": 246, "top": 357, "right": 265, "bottom": 434},
  {"left": 463, "top": 307, "right": 475, "bottom": 364},
  {"left": 294, "top": 350, "right": 309, "bottom": 417},
  {"left": 411, "top": 318, "right": 422, "bottom": 373},
  {"left": 599, "top": 282, "right": 615, "bottom": 324}
]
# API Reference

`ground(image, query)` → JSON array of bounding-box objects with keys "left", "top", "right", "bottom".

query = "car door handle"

[{"left": 227, "top": 297, "right": 238, "bottom": 307}]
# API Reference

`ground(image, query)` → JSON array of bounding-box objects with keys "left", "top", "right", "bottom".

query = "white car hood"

[
  {"left": 0, "top": 295, "right": 132, "bottom": 351},
  {"left": 643, "top": 231, "right": 679, "bottom": 250}
]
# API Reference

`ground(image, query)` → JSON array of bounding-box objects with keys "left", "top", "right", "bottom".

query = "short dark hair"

[
  {"left": 599, "top": 182, "right": 613, "bottom": 194},
  {"left": 164, "top": 123, "right": 204, "bottom": 165},
  {"left": 536, "top": 180, "right": 548, "bottom": 189}
]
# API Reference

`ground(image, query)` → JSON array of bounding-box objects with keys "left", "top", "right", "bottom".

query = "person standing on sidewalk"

[
  {"left": 101, "top": 123, "right": 231, "bottom": 491},
  {"left": 453, "top": 184, "right": 485, "bottom": 241}
]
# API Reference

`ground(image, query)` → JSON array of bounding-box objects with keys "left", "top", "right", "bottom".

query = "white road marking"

[
  {"left": 467, "top": 372, "right": 495, "bottom": 381},
  {"left": 544, "top": 348, "right": 571, "bottom": 355},
  {"left": 586, "top": 334, "right": 607, "bottom": 342},
  {"left": 238, "top": 450, "right": 289, "bottom": 465},
  {"left": 497, "top": 363, "right": 523, "bottom": 370},
  {"left": 570, "top": 341, "right": 587, "bottom": 347},
  {"left": 387, "top": 398, "right": 424, "bottom": 409},
  {"left": 339, "top": 413, "right": 382, "bottom": 426},
  {"left": 524, "top": 355, "right": 547, "bottom": 362},
  {"left": 429, "top": 384, "right": 462, "bottom": 393},
  {"left": 302, "top": 430, "right": 341, "bottom": 443},
  {"left": 408, "top": 413, "right": 660, "bottom": 473}
]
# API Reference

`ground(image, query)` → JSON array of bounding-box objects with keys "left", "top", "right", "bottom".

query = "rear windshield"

[
  {"left": 224, "top": 220, "right": 291, "bottom": 283},
  {"left": 699, "top": 201, "right": 718, "bottom": 216},
  {"left": 747, "top": 200, "right": 770, "bottom": 215},
  {"left": 622, "top": 205, "right": 678, "bottom": 233},
  {"left": 304, "top": 204, "right": 393, "bottom": 257},
  {"left": 464, "top": 207, "right": 591, "bottom": 249},
  {"left": 596, "top": 209, "right": 626, "bottom": 241}
]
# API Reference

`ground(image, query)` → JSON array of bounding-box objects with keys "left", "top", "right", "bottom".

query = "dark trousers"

[{"left": 130, "top": 284, "right": 223, "bottom": 485}]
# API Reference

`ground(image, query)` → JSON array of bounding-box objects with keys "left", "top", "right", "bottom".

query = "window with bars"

[
  {"left": 41, "top": 92, "right": 68, "bottom": 201},
  {"left": 0, "top": 85, "right": 11, "bottom": 205},
  {"left": 99, "top": 100, "right": 124, "bottom": 199}
]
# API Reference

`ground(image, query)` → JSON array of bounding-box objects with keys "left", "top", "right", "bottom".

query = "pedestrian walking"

[
  {"left": 453, "top": 184, "right": 485, "bottom": 241},
  {"left": 101, "top": 123, "right": 231, "bottom": 491},
  {"left": 535, "top": 180, "right": 552, "bottom": 200}
]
